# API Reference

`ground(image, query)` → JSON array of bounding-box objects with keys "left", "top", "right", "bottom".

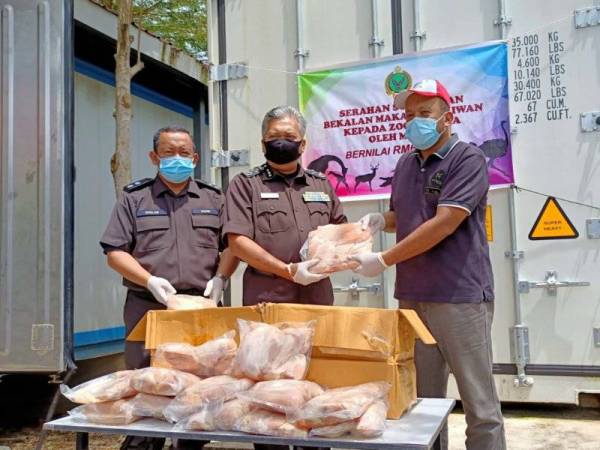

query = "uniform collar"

[
  {"left": 261, "top": 163, "right": 308, "bottom": 185},
  {"left": 152, "top": 176, "right": 200, "bottom": 197},
  {"left": 410, "top": 133, "right": 459, "bottom": 162}
]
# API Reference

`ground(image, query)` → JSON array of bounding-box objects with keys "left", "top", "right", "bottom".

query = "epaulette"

[
  {"left": 243, "top": 163, "right": 268, "bottom": 178},
  {"left": 123, "top": 177, "right": 154, "bottom": 193},
  {"left": 195, "top": 178, "right": 222, "bottom": 193},
  {"left": 305, "top": 168, "right": 327, "bottom": 179}
]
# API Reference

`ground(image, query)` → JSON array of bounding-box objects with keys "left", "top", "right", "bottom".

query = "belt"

[{"left": 127, "top": 288, "right": 204, "bottom": 302}]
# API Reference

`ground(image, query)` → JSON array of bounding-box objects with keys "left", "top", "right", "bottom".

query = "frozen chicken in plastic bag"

[
  {"left": 309, "top": 420, "right": 358, "bottom": 438},
  {"left": 293, "top": 381, "right": 390, "bottom": 429},
  {"left": 68, "top": 399, "right": 140, "bottom": 425},
  {"left": 233, "top": 319, "right": 315, "bottom": 381},
  {"left": 166, "top": 294, "right": 217, "bottom": 310},
  {"left": 213, "top": 398, "right": 254, "bottom": 431},
  {"left": 164, "top": 375, "right": 254, "bottom": 423},
  {"left": 153, "top": 331, "right": 237, "bottom": 377},
  {"left": 129, "top": 393, "right": 172, "bottom": 420},
  {"left": 130, "top": 367, "right": 200, "bottom": 397},
  {"left": 60, "top": 371, "right": 137, "bottom": 404},
  {"left": 356, "top": 399, "right": 388, "bottom": 438},
  {"left": 301, "top": 223, "right": 373, "bottom": 274},
  {"left": 235, "top": 410, "right": 307, "bottom": 438},
  {"left": 238, "top": 380, "right": 324, "bottom": 415},
  {"left": 176, "top": 402, "right": 222, "bottom": 431}
]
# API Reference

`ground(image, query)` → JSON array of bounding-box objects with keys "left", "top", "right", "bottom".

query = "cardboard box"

[{"left": 128, "top": 303, "right": 435, "bottom": 418}]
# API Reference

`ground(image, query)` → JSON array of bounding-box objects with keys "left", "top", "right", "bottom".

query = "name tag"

[
  {"left": 303, "top": 191, "right": 330, "bottom": 203},
  {"left": 136, "top": 209, "right": 167, "bottom": 217},
  {"left": 192, "top": 208, "right": 219, "bottom": 216},
  {"left": 261, "top": 192, "right": 280, "bottom": 199}
]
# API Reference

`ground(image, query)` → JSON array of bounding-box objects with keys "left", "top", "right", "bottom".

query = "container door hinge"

[
  {"left": 580, "top": 112, "right": 600, "bottom": 132},
  {"left": 575, "top": 6, "right": 600, "bottom": 29},
  {"left": 210, "top": 63, "right": 248, "bottom": 81},
  {"left": 504, "top": 250, "right": 524, "bottom": 260},
  {"left": 211, "top": 149, "right": 250, "bottom": 168}
]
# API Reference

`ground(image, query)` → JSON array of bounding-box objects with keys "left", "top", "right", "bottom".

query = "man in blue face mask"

[
  {"left": 352, "top": 80, "right": 506, "bottom": 450},
  {"left": 101, "top": 126, "right": 239, "bottom": 450}
]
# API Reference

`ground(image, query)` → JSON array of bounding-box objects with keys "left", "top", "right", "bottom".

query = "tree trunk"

[{"left": 111, "top": 0, "right": 144, "bottom": 198}]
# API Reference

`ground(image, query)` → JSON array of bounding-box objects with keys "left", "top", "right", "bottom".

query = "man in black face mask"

[{"left": 222, "top": 107, "right": 345, "bottom": 450}]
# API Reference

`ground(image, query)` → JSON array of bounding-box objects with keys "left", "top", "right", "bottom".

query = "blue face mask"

[
  {"left": 158, "top": 155, "right": 195, "bottom": 183},
  {"left": 405, "top": 115, "right": 445, "bottom": 150}
]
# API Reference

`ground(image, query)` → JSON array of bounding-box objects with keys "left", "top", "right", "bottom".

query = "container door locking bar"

[
  {"left": 519, "top": 270, "right": 590, "bottom": 296},
  {"left": 333, "top": 277, "right": 381, "bottom": 300}
]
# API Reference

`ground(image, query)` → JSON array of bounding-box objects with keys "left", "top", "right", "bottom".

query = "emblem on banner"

[{"left": 384, "top": 66, "right": 412, "bottom": 96}]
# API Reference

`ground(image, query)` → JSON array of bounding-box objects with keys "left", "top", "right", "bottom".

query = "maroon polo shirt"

[
  {"left": 222, "top": 163, "right": 347, "bottom": 305},
  {"left": 390, "top": 134, "right": 494, "bottom": 303}
]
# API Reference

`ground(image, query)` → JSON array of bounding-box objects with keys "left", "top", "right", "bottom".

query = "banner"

[{"left": 298, "top": 41, "right": 512, "bottom": 200}]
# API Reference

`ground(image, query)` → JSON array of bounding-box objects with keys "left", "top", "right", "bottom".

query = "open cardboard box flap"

[{"left": 127, "top": 303, "right": 435, "bottom": 352}]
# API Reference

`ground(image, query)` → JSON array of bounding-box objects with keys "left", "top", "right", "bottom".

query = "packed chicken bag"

[
  {"left": 130, "top": 367, "right": 200, "bottom": 397},
  {"left": 300, "top": 223, "right": 373, "bottom": 274},
  {"left": 235, "top": 409, "right": 307, "bottom": 438},
  {"left": 233, "top": 319, "right": 315, "bottom": 381},
  {"left": 238, "top": 379, "right": 324, "bottom": 415},
  {"left": 309, "top": 399, "right": 388, "bottom": 438},
  {"left": 166, "top": 294, "right": 217, "bottom": 311},
  {"left": 163, "top": 375, "right": 254, "bottom": 423},
  {"left": 293, "top": 381, "right": 390, "bottom": 429},
  {"left": 68, "top": 399, "right": 140, "bottom": 425},
  {"left": 60, "top": 371, "right": 137, "bottom": 404},
  {"left": 179, "top": 398, "right": 255, "bottom": 432},
  {"left": 129, "top": 393, "right": 173, "bottom": 420},
  {"left": 153, "top": 331, "right": 238, "bottom": 377}
]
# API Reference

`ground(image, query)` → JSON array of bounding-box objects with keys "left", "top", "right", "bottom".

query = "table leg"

[{"left": 75, "top": 432, "right": 89, "bottom": 450}]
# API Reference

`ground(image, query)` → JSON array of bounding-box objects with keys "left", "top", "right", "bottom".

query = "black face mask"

[{"left": 263, "top": 139, "right": 302, "bottom": 164}]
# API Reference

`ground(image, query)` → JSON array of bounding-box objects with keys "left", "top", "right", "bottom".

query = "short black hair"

[{"left": 153, "top": 126, "right": 195, "bottom": 151}]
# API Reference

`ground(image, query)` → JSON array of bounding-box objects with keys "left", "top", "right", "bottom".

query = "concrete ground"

[{"left": 1, "top": 403, "right": 598, "bottom": 450}]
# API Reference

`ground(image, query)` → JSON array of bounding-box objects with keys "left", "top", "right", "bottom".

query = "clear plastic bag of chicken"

[
  {"left": 163, "top": 375, "right": 254, "bottom": 423},
  {"left": 130, "top": 367, "right": 200, "bottom": 397},
  {"left": 234, "top": 409, "right": 307, "bottom": 438},
  {"left": 68, "top": 399, "right": 141, "bottom": 425},
  {"left": 233, "top": 319, "right": 315, "bottom": 381},
  {"left": 153, "top": 331, "right": 238, "bottom": 377},
  {"left": 128, "top": 393, "right": 173, "bottom": 420},
  {"left": 166, "top": 294, "right": 217, "bottom": 310},
  {"left": 237, "top": 379, "right": 324, "bottom": 415},
  {"left": 177, "top": 398, "right": 255, "bottom": 432},
  {"left": 299, "top": 223, "right": 373, "bottom": 274},
  {"left": 60, "top": 371, "right": 137, "bottom": 404},
  {"left": 293, "top": 381, "right": 390, "bottom": 429}
]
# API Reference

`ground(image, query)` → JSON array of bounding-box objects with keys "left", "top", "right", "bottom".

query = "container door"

[
  {"left": 508, "top": 2, "right": 600, "bottom": 375},
  {"left": 0, "top": 0, "right": 71, "bottom": 372}
]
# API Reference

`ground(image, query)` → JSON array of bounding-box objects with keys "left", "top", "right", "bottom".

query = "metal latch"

[
  {"left": 211, "top": 149, "right": 249, "bottom": 168},
  {"left": 519, "top": 270, "right": 590, "bottom": 296},
  {"left": 210, "top": 63, "right": 248, "bottom": 81},
  {"left": 575, "top": 6, "right": 600, "bottom": 29},
  {"left": 580, "top": 112, "right": 600, "bottom": 132},
  {"left": 333, "top": 277, "right": 381, "bottom": 300}
]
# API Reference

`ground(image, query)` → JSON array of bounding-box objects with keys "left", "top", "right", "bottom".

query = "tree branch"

[{"left": 130, "top": 61, "right": 145, "bottom": 78}]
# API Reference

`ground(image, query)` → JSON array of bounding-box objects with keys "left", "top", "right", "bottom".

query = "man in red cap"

[{"left": 353, "top": 80, "right": 506, "bottom": 450}]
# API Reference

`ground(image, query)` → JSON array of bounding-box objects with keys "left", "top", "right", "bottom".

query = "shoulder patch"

[
  {"left": 123, "top": 177, "right": 154, "bottom": 193},
  {"left": 243, "top": 163, "right": 267, "bottom": 177},
  {"left": 195, "top": 179, "right": 222, "bottom": 193},
  {"left": 305, "top": 168, "right": 327, "bottom": 179}
]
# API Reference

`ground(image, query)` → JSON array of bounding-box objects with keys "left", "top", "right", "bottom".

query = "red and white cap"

[{"left": 393, "top": 79, "right": 452, "bottom": 109}]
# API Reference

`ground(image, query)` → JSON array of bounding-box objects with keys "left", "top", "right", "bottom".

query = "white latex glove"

[
  {"left": 358, "top": 213, "right": 386, "bottom": 234},
  {"left": 204, "top": 275, "right": 226, "bottom": 304},
  {"left": 291, "top": 259, "right": 328, "bottom": 286},
  {"left": 146, "top": 276, "right": 177, "bottom": 305},
  {"left": 351, "top": 252, "right": 389, "bottom": 277}
]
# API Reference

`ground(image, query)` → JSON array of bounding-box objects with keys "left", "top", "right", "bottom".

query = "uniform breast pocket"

[
  {"left": 191, "top": 214, "right": 220, "bottom": 248},
  {"left": 135, "top": 216, "right": 171, "bottom": 252},
  {"left": 256, "top": 200, "right": 292, "bottom": 233},
  {"left": 306, "top": 202, "right": 331, "bottom": 228}
]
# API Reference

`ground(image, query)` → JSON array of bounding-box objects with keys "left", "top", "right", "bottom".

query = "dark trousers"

[{"left": 122, "top": 291, "right": 206, "bottom": 450}]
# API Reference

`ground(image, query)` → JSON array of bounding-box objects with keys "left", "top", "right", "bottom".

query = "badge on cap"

[
  {"left": 303, "top": 191, "right": 330, "bottom": 202},
  {"left": 260, "top": 192, "right": 280, "bottom": 199}
]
